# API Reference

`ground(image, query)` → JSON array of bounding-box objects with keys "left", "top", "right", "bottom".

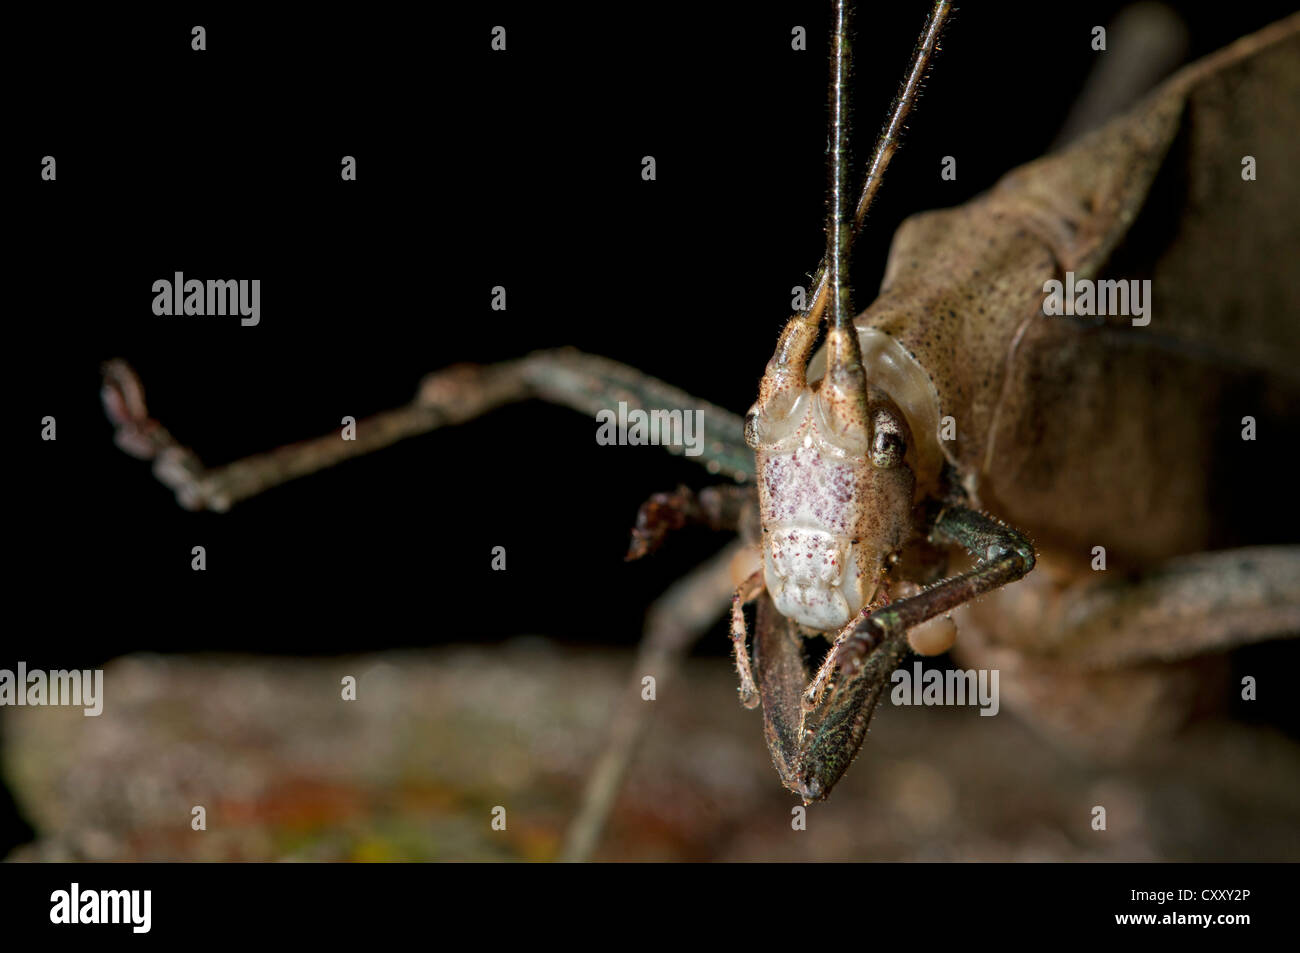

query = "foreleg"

[
  {"left": 626, "top": 484, "right": 758, "bottom": 560},
  {"left": 762, "top": 505, "right": 1035, "bottom": 801},
  {"left": 102, "top": 348, "right": 754, "bottom": 512},
  {"left": 835, "top": 505, "right": 1036, "bottom": 670}
]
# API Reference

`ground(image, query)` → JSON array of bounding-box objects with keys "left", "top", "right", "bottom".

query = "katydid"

[{"left": 101, "top": 3, "right": 1300, "bottom": 860}]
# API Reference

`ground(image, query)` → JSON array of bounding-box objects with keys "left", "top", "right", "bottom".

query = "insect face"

[{"left": 748, "top": 384, "right": 914, "bottom": 631}]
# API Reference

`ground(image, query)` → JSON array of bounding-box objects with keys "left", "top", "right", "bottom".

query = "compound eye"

[{"left": 870, "top": 429, "right": 905, "bottom": 469}]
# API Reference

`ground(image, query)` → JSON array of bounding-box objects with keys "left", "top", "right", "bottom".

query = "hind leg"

[{"left": 954, "top": 546, "right": 1300, "bottom": 758}]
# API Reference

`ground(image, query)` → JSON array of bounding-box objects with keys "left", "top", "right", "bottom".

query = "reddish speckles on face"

[{"left": 750, "top": 385, "right": 917, "bottom": 631}]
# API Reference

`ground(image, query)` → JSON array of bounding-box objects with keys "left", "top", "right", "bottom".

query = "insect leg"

[
  {"left": 626, "top": 484, "right": 758, "bottom": 561},
  {"left": 796, "top": 621, "right": 910, "bottom": 801},
  {"left": 748, "top": 590, "right": 907, "bottom": 802},
  {"left": 103, "top": 348, "right": 754, "bottom": 511},
  {"left": 559, "top": 540, "right": 743, "bottom": 862},
  {"left": 951, "top": 548, "right": 1298, "bottom": 759},
  {"left": 835, "top": 505, "right": 1036, "bottom": 669},
  {"left": 519, "top": 349, "right": 753, "bottom": 481},
  {"left": 1051, "top": 4, "right": 1189, "bottom": 149},
  {"left": 752, "top": 592, "right": 813, "bottom": 792},
  {"left": 1034, "top": 545, "right": 1300, "bottom": 670},
  {"left": 730, "top": 568, "right": 764, "bottom": 709}
]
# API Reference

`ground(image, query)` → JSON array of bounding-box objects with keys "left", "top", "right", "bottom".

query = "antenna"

[
  {"left": 752, "top": 1, "right": 953, "bottom": 426},
  {"left": 826, "top": 0, "right": 854, "bottom": 335},
  {"left": 808, "top": 0, "right": 953, "bottom": 326}
]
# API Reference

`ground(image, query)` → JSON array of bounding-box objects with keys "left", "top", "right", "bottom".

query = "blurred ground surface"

[{"left": 3, "top": 644, "right": 1299, "bottom": 861}]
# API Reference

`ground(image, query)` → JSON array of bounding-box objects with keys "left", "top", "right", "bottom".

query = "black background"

[{"left": 7, "top": 3, "right": 1300, "bottom": 850}]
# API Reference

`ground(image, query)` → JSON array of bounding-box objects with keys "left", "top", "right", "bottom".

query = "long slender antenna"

[
  {"left": 807, "top": 0, "right": 952, "bottom": 326},
  {"left": 753, "top": 0, "right": 951, "bottom": 425},
  {"left": 816, "top": 0, "right": 871, "bottom": 440},
  {"left": 827, "top": 0, "right": 854, "bottom": 334}
]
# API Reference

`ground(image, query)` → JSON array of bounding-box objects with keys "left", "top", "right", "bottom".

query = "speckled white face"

[
  {"left": 763, "top": 521, "right": 865, "bottom": 630},
  {"left": 750, "top": 387, "right": 914, "bottom": 632}
]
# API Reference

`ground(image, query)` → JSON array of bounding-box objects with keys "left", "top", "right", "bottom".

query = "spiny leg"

[
  {"left": 102, "top": 358, "right": 527, "bottom": 512},
  {"left": 103, "top": 347, "right": 754, "bottom": 511},
  {"left": 752, "top": 592, "right": 812, "bottom": 789},
  {"left": 802, "top": 575, "right": 958, "bottom": 714},
  {"left": 558, "top": 539, "right": 746, "bottom": 863},
  {"left": 1033, "top": 545, "right": 1300, "bottom": 670},
  {"left": 764, "top": 505, "right": 1033, "bottom": 801},
  {"left": 626, "top": 484, "right": 758, "bottom": 561},
  {"left": 835, "top": 505, "right": 1036, "bottom": 670},
  {"left": 747, "top": 588, "right": 911, "bottom": 802},
  {"left": 803, "top": 582, "right": 891, "bottom": 714},
  {"left": 950, "top": 546, "right": 1300, "bottom": 759},
  {"left": 105, "top": 352, "right": 759, "bottom": 857},
  {"left": 796, "top": 621, "right": 911, "bottom": 801},
  {"left": 730, "top": 569, "right": 764, "bottom": 709},
  {"left": 1051, "top": 3, "right": 1189, "bottom": 149},
  {"left": 521, "top": 350, "right": 752, "bottom": 480},
  {"left": 627, "top": 482, "right": 762, "bottom": 705}
]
